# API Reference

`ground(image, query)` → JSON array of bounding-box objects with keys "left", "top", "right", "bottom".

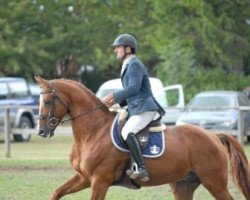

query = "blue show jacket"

[{"left": 113, "top": 56, "right": 165, "bottom": 117}]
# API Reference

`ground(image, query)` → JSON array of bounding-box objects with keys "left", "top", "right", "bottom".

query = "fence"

[
  {"left": 1, "top": 105, "right": 250, "bottom": 158},
  {"left": 1, "top": 105, "right": 72, "bottom": 158}
]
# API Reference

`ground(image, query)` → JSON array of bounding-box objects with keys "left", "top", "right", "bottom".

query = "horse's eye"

[{"left": 43, "top": 100, "right": 51, "bottom": 106}]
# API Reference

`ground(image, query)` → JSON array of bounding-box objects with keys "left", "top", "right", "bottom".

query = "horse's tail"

[{"left": 217, "top": 133, "right": 250, "bottom": 199}]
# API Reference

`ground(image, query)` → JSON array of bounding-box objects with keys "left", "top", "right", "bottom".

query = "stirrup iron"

[{"left": 126, "top": 162, "right": 140, "bottom": 179}]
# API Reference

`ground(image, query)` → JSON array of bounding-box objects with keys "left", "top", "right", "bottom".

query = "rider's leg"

[
  {"left": 125, "top": 132, "right": 149, "bottom": 181},
  {"left": 122, "top": 111, "right": 157, "bottom": 182}
]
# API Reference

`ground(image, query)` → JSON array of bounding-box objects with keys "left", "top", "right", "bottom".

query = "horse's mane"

[{"left": 59, "top": 79, "right": 103, "bottom": 105}]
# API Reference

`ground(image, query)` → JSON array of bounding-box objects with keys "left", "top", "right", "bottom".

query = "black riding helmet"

[{"left": 111, "top": 34, "right": 137, "bottom": 53}]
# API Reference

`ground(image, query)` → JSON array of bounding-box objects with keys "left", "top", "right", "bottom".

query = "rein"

[{"left": 60, "top": 104, "right": 104, "bottom": 124}]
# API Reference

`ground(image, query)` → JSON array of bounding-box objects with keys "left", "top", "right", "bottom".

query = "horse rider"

[{"left": 102, "top": 33, "right": 165, "bottom": 182}]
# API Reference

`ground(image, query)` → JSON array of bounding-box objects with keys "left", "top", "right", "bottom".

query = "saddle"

[{"left": 117, "top": 108, "right": 166, "bottom": 150}]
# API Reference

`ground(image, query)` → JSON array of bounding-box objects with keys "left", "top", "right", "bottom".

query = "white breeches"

[{"left": 121, "top": 111, "right": 158, "bottom": 140}]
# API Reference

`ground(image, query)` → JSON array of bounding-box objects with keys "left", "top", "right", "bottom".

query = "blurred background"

[
  {"left": 0, "top": 0, "right": 249, "bottom": 102},
  {"left": 0, "top": 1, "right": 250, "bottom": 199}
]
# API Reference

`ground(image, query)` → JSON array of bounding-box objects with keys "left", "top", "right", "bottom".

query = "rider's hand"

[{"left": 102, "top": 93, "right": 115, "bottom": 107}]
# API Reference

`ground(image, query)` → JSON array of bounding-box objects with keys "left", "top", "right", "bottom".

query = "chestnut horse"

[{"left": 35, "top": 76, "right": 250, "bottom": 200}]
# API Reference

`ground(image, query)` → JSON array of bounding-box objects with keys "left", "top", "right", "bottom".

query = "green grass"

[{"left": 0, "top": 134, "right": 248, "bottom": 200}]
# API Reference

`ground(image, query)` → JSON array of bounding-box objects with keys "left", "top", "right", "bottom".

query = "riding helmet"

[{"left": 111, "top": 34, "right": 137, "bottom": 52}]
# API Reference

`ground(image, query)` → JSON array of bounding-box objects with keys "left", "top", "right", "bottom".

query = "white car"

[{"left": 96, "top": 78, "right": 185, "bottom": 125}]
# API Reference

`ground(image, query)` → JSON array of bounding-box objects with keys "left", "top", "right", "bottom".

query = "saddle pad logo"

[
  {"left": 110, "top": 116, "right": 165, "bottom": 158},
  {"left": 150, "top": 145, "right": 161, "bottom": 155}
]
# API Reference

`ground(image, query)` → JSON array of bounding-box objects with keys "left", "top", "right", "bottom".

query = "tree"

[
  {"left": 151, "top": 0, "right": 249, "bottom": 72},
  {"left": 151, "top": 0, "right": 250, "bottom": 101},
  {"left": 0, "top": 0, "right": 249, "bottom": 97}
]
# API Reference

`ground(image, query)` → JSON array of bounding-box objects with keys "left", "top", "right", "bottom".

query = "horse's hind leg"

[
  {"left": 202, "top": 180, "right": 233, "bottom": 200},
  {"left": 50, "top": 173, "right": 90, "bottom": 200},
  {"left": 170, "top": 171, "right": 201, "bottom": 200},
  {"left": 198, "top": 170, "right": 233, "bottom": 200}
]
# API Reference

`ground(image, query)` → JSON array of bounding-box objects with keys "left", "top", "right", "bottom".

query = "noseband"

[{"left": 39, "top": 81, "right": 104, "bottom": 137}]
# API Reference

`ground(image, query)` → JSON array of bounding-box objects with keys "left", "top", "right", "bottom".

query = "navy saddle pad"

[{"left": 110, "top": 116, "right": 165, "bottom": 158}]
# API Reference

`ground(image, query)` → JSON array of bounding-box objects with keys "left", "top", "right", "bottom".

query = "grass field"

[{"left": 0, "top": 134, "right": 248, "bottom": 200}]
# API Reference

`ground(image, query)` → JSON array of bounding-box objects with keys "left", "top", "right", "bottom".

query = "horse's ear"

[{"left": 34, "top": 76, "right": 50, "bottom": 88}]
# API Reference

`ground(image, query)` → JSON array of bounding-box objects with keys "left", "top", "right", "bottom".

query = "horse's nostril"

[{"left": 38, "top": 129, "right": 46, "bottom": 137}]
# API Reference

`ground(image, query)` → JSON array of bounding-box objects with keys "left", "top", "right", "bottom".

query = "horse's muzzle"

[
  {"left": 38, "top": 117, "right": 58, "bottom": 138},
  {"left": 38, "top": 127, "right": 55, "bottom": 138}
]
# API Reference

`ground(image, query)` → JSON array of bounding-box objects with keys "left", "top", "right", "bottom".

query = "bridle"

[
  {"left": 38, "top": 88, "right": 68, "bottom": 131},
  {"left": 38, "top": 81, "right": 104, "bottom": 136}
]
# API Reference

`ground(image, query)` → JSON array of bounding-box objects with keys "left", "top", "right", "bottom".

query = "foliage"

[
  {"left": 157, "top": 56, "right": 250, "bottom": 101},
  {"left": 0, "top": 0, "right": 249, "bottom": 96},
  {"left": 152, "top": 0, "right": 250, "bottom": 101},
  {"left": 151, "top": 0, "right": 250, "bottom": 72}
]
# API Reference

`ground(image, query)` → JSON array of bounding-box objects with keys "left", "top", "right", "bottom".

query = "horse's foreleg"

[
  {"left": 50, "top": 173, "right": 90, "bottom": 200},
  {"left": 90, "top": 177, "right": 111, "bottom": 200}
]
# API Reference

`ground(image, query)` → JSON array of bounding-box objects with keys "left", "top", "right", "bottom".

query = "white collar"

[{"left": 121, "top": 55, "right": 136, "bottom": 76}]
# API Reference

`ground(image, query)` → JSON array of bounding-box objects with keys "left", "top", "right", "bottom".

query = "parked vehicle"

[
  {"left": 176, "top": 91, "right": 250, "bottom": 137},
  {"left": 95, "top": 78, "right": 185, "bottom": 125},
  {"left": 0, "top": 77, "right": 38, "bottom": 142},
  {"left": 243, "top": 86, "right": 250, "bottom": 100},
  {"left": 28, "top": 82, "right": 40, "bottom": 105}
]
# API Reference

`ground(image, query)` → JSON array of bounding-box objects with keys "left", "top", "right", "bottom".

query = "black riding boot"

[{"left": 125, "top": 133, "right": 149, "bottom": 182}]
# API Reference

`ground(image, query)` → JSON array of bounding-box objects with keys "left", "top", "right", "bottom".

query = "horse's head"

[{"left": 35, "top": 76, "right": 69, "bottom": 138}]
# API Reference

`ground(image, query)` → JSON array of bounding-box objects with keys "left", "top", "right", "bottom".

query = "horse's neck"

[
  {"left": 61, "top": 82, "right": 114, "bottom": 140},
  {"left": 62, "top": 82, "right": 101, "bottom": 115},
  {"left": 70, "top": 109, "right": 114, "bottom": 144}
]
